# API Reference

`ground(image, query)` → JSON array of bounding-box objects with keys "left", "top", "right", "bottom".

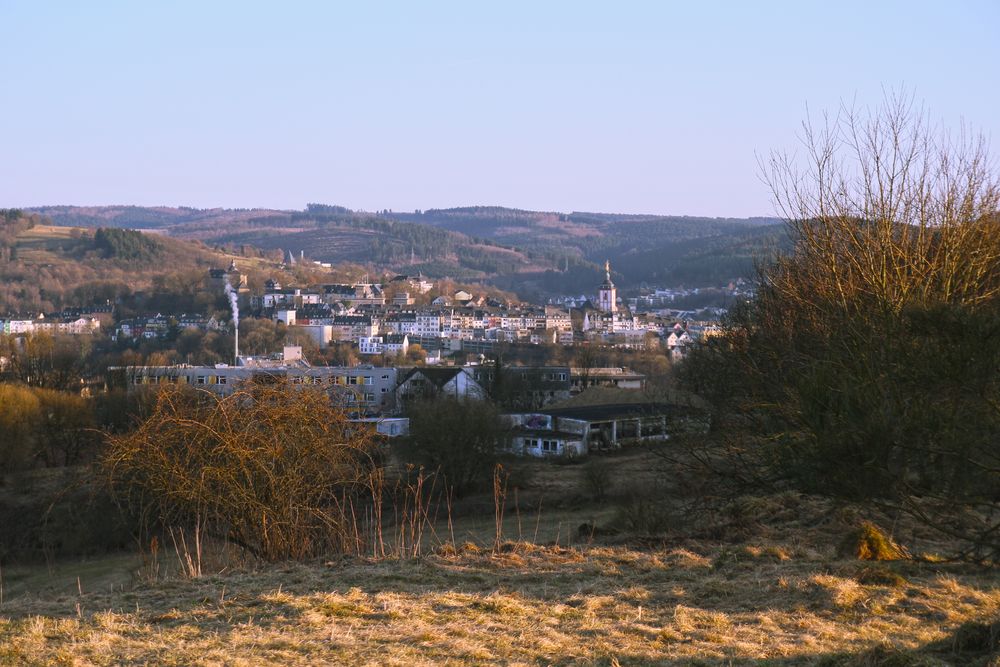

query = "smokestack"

[{"left": 224, "top": 276, "right": 240, "bottom": 365}]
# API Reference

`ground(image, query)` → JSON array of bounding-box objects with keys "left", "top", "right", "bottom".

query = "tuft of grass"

[
  {"left": 839, "top": 521, "right": 910, "bottom": 561},
  {"left": 856, "top": 566, "right": 909, "bottom": 588}
]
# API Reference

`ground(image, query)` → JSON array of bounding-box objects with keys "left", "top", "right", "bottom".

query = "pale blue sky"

[{"left": 1, "top": 1, "right": 997, "bottom": 217}]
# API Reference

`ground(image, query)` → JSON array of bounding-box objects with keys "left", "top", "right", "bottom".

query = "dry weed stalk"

[{"left": 493, "top": 464, "right": 509, "bottom": 554}]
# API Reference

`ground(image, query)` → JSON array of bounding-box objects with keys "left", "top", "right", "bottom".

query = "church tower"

[{"left": 598, "top": 260, "right": 617, "bottom": 313}]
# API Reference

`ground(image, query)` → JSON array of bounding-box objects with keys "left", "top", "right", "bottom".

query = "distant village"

[
  {"left": 2, "top": 258, "right": 729, "bottom": 360},
  {"left": 2, "top": 258, "right": 726, "bottom": 459}
]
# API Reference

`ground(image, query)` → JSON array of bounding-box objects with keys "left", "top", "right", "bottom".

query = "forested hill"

[
  {"left": 27, "top": 204, "right": 790, "bottom": 292},
  {"left": 387, "top": 207, "right": 787, "bottom": 285},
  {"left": 0, "top": 212, "right": 280, "bottom": 314},
  {"left": 28, "top": 204, "right": 590, "bottom": 288}
]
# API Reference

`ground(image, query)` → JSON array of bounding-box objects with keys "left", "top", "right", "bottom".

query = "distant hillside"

[
  {"left": 0, "top": 214, "right": 277, "bottom": 314},
  {"left": 391, "top": 207, "right": 788, "bottom": 286},
  {"left": 30, "top": 204, "right": 582, "bottom": 286},
  {"left": 25, "top": 205, "right": 291, "bottom": 231},
  {"left": 28, "top": 204, "right": 790, "bottom": 294}
]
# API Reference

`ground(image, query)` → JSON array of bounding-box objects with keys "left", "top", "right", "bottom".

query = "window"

[
  {"left": 364, "top": 392, "right": 375, "bottom": 402},
  {"left": 363, "top": 376, "right": 373, "bottom": 385},
  {"left": 196, "top": 375, "right": 206, "bottom": 385},
  {"left": 381, "top": 387, "right": 388, "bottom": 393},
  {"left": 218, "top": 376, "right": 227, "bottom": 385},
  {"left": 382, "top": 374, "right": 390, "bottom": 380}
]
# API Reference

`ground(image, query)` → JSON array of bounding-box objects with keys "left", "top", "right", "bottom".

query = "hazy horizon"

[
  {"left": 3, "top": 1, "right": 998, "bottom": 218},
  {"left": 19, "top": 201, "right": 784, "bottom": 220}
]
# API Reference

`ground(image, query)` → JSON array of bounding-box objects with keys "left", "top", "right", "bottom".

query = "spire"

[{"left": 600, "top": 260, "right": 615, "bottom": 289}]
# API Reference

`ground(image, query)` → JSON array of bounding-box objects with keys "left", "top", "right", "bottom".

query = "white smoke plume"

[
  {"left": 224, "top": 276, "right": 239, "bottom": 329},
  {"left": 225, "top": 276, "right": 239, "bottom": 363}
]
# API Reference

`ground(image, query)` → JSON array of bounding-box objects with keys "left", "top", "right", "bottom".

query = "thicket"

[
  {"left": 0, "top": 372, "right": 146, "bottom": 475},
  {"left": 403, "top": 398, "right": 510, "bottom": 497},
  {"left": 681, "top": 93, "right": 1000, "bottom": 561},
  {"left": 94, "top": 227, "right": 163, "bottom": 261}
]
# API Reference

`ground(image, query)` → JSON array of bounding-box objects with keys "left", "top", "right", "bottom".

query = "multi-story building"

[
  {"left": 358, "top": 334, "right": 409, "bottom": 356},
  {"left": 322, "top": 283, "right": 385, "bottom": 307},
  {"left": 0, "top": 316, "right": 38, "bottom": 334},
  {"left": 119, "top": 362, "right": 398, "bottom": 415}
]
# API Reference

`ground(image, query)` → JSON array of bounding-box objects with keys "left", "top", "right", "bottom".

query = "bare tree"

[
  {"left": 104, "top": 380, "right": 381, "bottom": 561},
  {"left": 762, "top": 91, "right": 1000, "bottom": 316},
  {"left": 683, "top": 91, "right": 1000, "bottom": 560}
]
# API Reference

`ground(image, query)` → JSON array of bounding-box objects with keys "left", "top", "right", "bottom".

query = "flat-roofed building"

[{"left": 116, "top": 363, "right": 398, "bottom": 415}]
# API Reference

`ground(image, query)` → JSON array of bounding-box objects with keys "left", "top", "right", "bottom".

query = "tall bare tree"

[{"left": 683, "top": 91, "right": 1000, "bottom": 560}]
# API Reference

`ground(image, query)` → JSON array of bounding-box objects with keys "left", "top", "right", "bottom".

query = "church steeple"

[{"left": 598, "top": 259, "right": 617, "bottom": 313}]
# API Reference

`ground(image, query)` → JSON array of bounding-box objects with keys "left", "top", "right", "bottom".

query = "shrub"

[
  {"left": 403, "top": 398, "right": 509, "bottom": 497},
  {"left": 582, "top": 458, "right": 612, "bottom": 500},
  {"left": 104, "top": 380, "right": 380, "bottom": 561},
  {"left": 0, "top": 384, "right": 41, "bottom": 473}
]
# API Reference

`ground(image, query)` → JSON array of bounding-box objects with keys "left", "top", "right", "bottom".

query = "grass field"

[
  {"left": 13, "top": 225, "right": 85, "bottom": 264},
  {"left": 1, "top": 450, "right": 998, "bottom": 666},
  {"left": 2, "top": 539, "right": 998, "bottom": 665}
]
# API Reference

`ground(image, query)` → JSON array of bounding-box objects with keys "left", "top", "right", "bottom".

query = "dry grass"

[
  {"left": 3, "top": 449, "right": 998, "bottom": 665},
  {"left": 2, "top": 533, "right": 998, "bottom": 665}
]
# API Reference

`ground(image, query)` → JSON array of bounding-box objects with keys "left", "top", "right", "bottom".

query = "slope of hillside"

[
  {"left": 0, "top": 220, "right": 275, "bottom": 314},
  {"left": 25, "top": 205, "right": 291, "bottom": 232},
  {"left": 391, "top": 207, "right": 788, "bottom": 286},
  {"left": 30, "top": 205, "right": 580, "bottom": 285},
  {"left": 2, "top": 481, "right": 997, "bottom": 665},
  {"left": 29, "top": 204, "right": 790, "bottom": 293}
]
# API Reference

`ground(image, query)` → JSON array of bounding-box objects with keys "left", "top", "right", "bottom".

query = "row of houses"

[
  {"left": 113, "top": 313, "right": 221, "bottom": 341},
  {"left": 252, "top": 279, "right": 388, "bottom": 309},
  {"left": 0, "top": 311, "right": 105, "bottom": 335}
]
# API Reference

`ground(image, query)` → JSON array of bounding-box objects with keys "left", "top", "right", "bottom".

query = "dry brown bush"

[{"left": 103, "top": 380, "right": 380, "bottom": 561}]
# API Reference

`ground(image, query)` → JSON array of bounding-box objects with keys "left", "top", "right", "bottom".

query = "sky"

[{"left": 1, "top": 1, "right": 998, "bottom": 217}]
